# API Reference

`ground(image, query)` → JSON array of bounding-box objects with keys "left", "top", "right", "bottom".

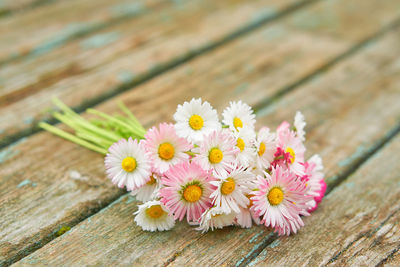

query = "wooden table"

[{"left": 1, "top": 0, "right": 399, "bottom": 266}]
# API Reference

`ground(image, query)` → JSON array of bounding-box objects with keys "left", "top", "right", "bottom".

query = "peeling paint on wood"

[{"left": 7, "top": 21, "right": 400, "bottom": 267}]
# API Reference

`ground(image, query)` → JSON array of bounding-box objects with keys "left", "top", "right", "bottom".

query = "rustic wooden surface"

[
  {"left": 1, "top": 0, "right": 399, "bottom": 266},
  {"left": 0, "top": 0, "right": 306, "bottom": 146}
]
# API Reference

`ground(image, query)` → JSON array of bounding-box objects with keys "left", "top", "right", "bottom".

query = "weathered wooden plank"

[
  {"left": 10, "top": 18, "right": 400, "bottom": 267},
  {"left": 381, "top": 248, "right": 400, "bottom": 267},
  {"left": 0, "top": 0, "right": 55, "bottom": 17},
  {"left": 248, "top": 135, "right": 400, "bottom": 266},
  {"left": 0, "top": 0, "right": 166, "bottom": 63},
  {"left": 2, "top": 0, "right": 400, "bottom": 147},
  {"left": 165, "top": 26, "right": 400, "bottom": 267},
  {"left": 0, "top": 0, "right": 311, "bottom": 147}
]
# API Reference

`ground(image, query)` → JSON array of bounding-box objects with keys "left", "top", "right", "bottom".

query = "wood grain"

[
  {"left": 248, "top": 135, "right": 400, "bottom": 267},
  {"left": 0, "top": 0, "right": 308, "bottom": 146},
  {"left": 2, "top": 0, "right": 400, "bottom": 146},
  {"left": 0, "top": 0, "right": 166, "bottom": 63},
  {"left": 0, "top": 0, "right": 54, "bottom": 17},
  {"left": 10, "top": 19, "right": 400, "bottom": 267}
]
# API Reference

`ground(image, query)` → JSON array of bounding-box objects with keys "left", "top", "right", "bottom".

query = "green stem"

[{"left": 39, "top": 122, "right": 107, "bottom": 155}]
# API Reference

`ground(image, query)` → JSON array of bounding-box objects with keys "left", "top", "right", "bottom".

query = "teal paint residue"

[
  {"left": 81, "top": 32, "right": 120, "bottom": 49},
  {"left": 248, "top": 249, "right": 268, "bottom": 266},
  {"left": 345, "top": 182, "right": 355, "bottom": 189},
  {"left": 249, "top": 231, "right": 263, "bottom": 243},
  {"left": 117, "top": 70, "right": 136, "bottom": 84},
  {"left": 263, "top": 25, "right": 285, "bottom": 41},
  {"left": 125, "top": 195, "right": 136, "bottom": 204},
  {"left": 0, "top": 129, "right": 4, "bottom": 134},
  {"left": 251, "top": 7, "right": 277, "bottom": 24},
  {"left": 32, "top": 22, "right": 94, "bottom": 56},
  {"left": 236, "top": 232, "right": 275, "bottom": 267},
  {"left": 245, "top": 64, "right": 255, "bottom": 74},
  {"left": 23, "top": 116, "right": 34, "bottom": 125},
  {"left": 338, "top": 145, "right": 367, "bottom": 167},
  {"left": 234, "top": 83, "right": 249, "bottom": 95},
  {"left": 0, "top": 137, "right": 26, "bottom": 163},
  {"left": 269, "top": 239, "right": 280, "bottom": 248},
  {"left": 110, "top": 2, "right": 145, "bottom": 17},
  {"left": 17, "top": 179, "right": 34, "bottom": 188}
]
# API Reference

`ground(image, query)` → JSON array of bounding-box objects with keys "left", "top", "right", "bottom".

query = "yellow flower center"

[
  {"left": 158, "top": 142, "right": 175, "bottom": 160},
  {"left": 233, "top": 117, "right": 243, "bottom": 130},
  {"left": 236, "top": 138, "right": 245, "bottom": 152},
  {"left": 221, "top": 178, "right": 235, "bottom": 195},
  {"left": 258, "top": 142, "right": 266, "bottom": 156},
  {"left": 146, "top": 175, "right": 156, "bottom": 185},
  {"left": 189, "top": 114, "right": 204, "bottom": 130},
  {"left": 286, "top": 147, "right": 296, "bottom": 164},
  {"left": 209, "top": 148, "right": 223, "bottom": 164},
  {"left": 145, "top": 205, "right": 165, "bottom": 219},
  {"left": 183, "top": 184, "right": 202, "bottom": 202},
  {"left": 121, "top": 157, "right": 137, "bottom": 172},
  {"left": 267, "top": 187, "right": 284, "bottom": 206}
]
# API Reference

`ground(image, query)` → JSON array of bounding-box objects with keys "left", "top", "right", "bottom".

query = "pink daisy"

[
  {"left": 143, "top": 123, "right": 192, "bottom": 174},
  {"left": 251, "top": 166, "right": 310, "bottom": 236},
  {"left": 192, "top": 130, "right": 239, "bottom": 175},
  {"left": 303, "top": 155, "right": 326, "bottom": 212},
  {"left": 235, "top": 197, "right": 261, "bottom": 228},
  {"left": 274, "top": 128, "right": 306, "bottom": 176},
  {"left": 159, "top": 162, "right": 215, "bottom": 222}
]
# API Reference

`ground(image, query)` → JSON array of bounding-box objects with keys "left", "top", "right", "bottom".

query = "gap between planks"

[
  {"left": 0, "top": 0, "right": 57, "bottom": 19},
  {"left": 11, "top": 22, "right": 400, "bottom": 266},
  {"left": 0, "top": 0, "right": 319, "bottom": 149},
  {"left": 3, "top": 1, "right": 400, "bottom": 265},
  {"left": 174, "top": 117, "right": 400, "bottom": 267}
]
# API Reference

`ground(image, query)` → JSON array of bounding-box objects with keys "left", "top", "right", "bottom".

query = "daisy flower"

[
  {"left": 143, "top": 123, "right": 192, "bottom": 173},
  {"left": 159, "top": 162, "right": 215, "bottom": 222},
  {"left": 105, "top": 137, "right": 151, "bottom": 191},
  {"left": 210, "top": 165, "right": 253, "bottom": 213},
  {"left": 234, "top": 128, "right": 256, "bottom": 167},
  {"left": 196, "top": 206, "right": 236, "bottom": 233},
  {"left": 174, "top": 98, "right": 220, "bottom": 143},
  {"left": 294, "top": 111, "right": 306, "bottom": 142},
  {"left": 251, "top": 166, "right": 310, "bottom": 236},
  {"left": 302, "top": 155, "right": 326, "bottom": 212},
  {"left": 130, "top": 170, "right": 161, "bottom": 202},
  {"left": 254, "top": 127, "right": 276, "bottom": 172},
  {"left": 134, "top": 200, "right": 175, "bottom": 232},
  {"left": 235, "top": 194, "right": 261, "bottom": 228},
  {"left": 222, "top": 101, "right": 256, "bottom": 132},
  {"left": 276, "top": 128, "right": 306, "bottom": 176},
  {"left": 192, "top": 130, "right": 239, "bottom": 175}
]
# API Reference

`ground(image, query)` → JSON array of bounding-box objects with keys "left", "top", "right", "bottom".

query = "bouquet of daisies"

[{"left": 41, "top": 98, "right": 326, "bottom": 235}]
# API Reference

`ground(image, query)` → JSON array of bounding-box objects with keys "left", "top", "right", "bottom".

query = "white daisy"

[
  {"left": 192, "top": 130, "right": 239, "bottom": 175},
  {"left": 196, "top": 207, "right": 236, "bottom": 233},
  {"left": 105, "top": 137, "right": 151, "bottom": 191},
  {"left": 174, "top": 98, "right": 220, "bottom": 143},
  {"left": 254, "top": 127, "right": 276, "bottom": 172},
  {"left": 210, "top": 164, "right": 253, "bottom": 213},
  {"left": 222, "top": 101, "right": 256, "bottom": 132},
  {"left": 294, "top": 111, "right": 306, "bottom": 142},
  {"left": 143, "top": 123, "right": 192, "bottom": 173},
  {"left": 130, "top": 171, "right": 161, "bottom": 202},
  {"left": 134, "top": 200, "right": 175, "bottom": 232},
  {"left": 234, "top": 127, "right": 256, "bottom": 167}
]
